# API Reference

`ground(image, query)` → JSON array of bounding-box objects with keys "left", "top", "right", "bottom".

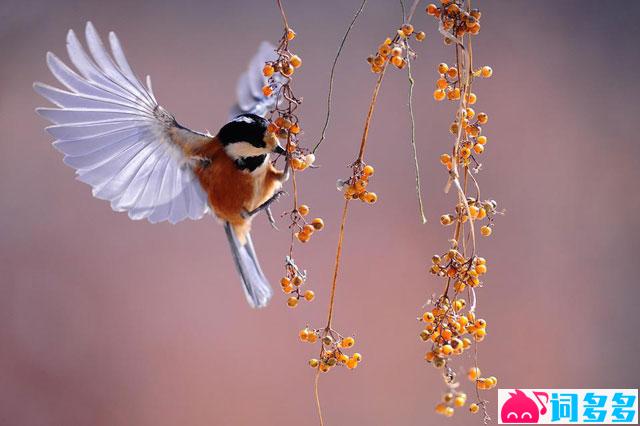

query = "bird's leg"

[
  {"left": 243, "top": 190, "right": 287, "bottom": 221},
  {"left": 265, "top": 206, "right": 278, "bottom": 230}
]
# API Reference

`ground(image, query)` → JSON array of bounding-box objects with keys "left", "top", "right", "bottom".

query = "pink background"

[{"left": 1, "top": 1, "right": 638, "bottom": 425}]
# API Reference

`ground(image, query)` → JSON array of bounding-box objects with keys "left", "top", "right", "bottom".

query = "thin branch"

[
  {"left": 406, "top": 51, "right": 427, "bottom": 224},
  {"left": 313, "top": 0, "right": 369, "bottom": 154}
]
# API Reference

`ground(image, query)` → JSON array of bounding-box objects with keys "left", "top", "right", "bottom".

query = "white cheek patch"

[{"left": 225, "top": 141, "right": 268, "bottom": 159}]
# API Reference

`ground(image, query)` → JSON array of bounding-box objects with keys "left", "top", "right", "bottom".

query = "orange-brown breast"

[{"left": 191, "top": 138, "right": 284, "bottom": 242}]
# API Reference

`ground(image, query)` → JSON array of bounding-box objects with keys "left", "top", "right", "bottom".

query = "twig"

[
  {"left": 313, "top": 0, "right": 369, "bottom": 154},
  {"left": 406, "top": 51, "right": 427, "bottom": 224}
]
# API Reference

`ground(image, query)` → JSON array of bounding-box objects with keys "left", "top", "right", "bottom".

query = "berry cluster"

[
  {"left": 262, "top": 28, "right": 298, "bottom": 97},
  {"left": 340, "top": 163, "right": 377, "bottom": 204},
  {"left": 435, "top": 390, "right": 469, "bottom": 417},
  {"left": 301, "top": 328, "right": 361, "bottom": 372},
  {"left": 263, "top": 16, "right": 324, "bottom": 310},
  {"left": 281, "top": 256, "right": 315, "bottom": 308},
  {"left": 426, "top": 1, "right": 483, "bottom": 39},
  {"left": 428, "top": 250, "right": 487, "bottom": 292},
  {"left": 421, "top": 1, "right": 498, "bottom": 421},
  {"left": 438, "top": 198, "right": 501, "bottom": 238},
  {"left": 366, "top": 24, "right": 425, "bottom": 74},
  {"left": 290, "top": 204, "right": 325, "bottom": 244}
]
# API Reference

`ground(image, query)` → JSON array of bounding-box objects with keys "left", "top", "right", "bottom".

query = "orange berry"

[
  {"left": 291, "top": 157, "right": 305, "bottom": 170},
  {"left": 292, "top": 275, "right": 303, "bottom": 286},
  {"left": 280, "top": 277, "right": 291, "bottom": 287},
  {"left": 480, "top": 225, "right": 492, "bottom": 236},
  {"left": 364, "top": 192, "right": 378, "bottom": 204},
  {"left": 267, "top": 123, "right": 279, "bottom": 133},
  {"left": 391, "top": 56, "right": 406, "bottom": 69},
  {"left": 441, "top": 329, "right": 453, "bottom": 340},
  {"left": 354, "top": 179, "right": 368, "bottom": 193},
  {"left": 434, "top": 89, "right": 446, "bottom": 101},
  {"left": 299, "top": 328, "right": 309, "bottom": 341},
  {"left": 468, "top": 367, "right": 481, "bottom": 381},
  {"left": 309, "top": 358, "right": 319, "bottom": 368},
  {"left": 290, "top": 123, "right": 301, "bottom": 134},
  {"left": 401, "top": 24, "right": 414, "bottom": 36},
  {"left": 473, "top": 144, "right": 484, "bottom": 154},
  {"left": 296, "top": 232, "right": 310, "bottom": 243},
  {"left": 362, "top": 165, "right": 375, "bottom": 176},
  {"left": 438, "top": 62, "right": 449, "bottom": 74},
  {"left": 477, "top": 112, "right": 488, "bottom": 124},
  {"left": 426, "top": 3, "right": 438, "bottom": 15},
  {"left": 290, "top": 55, "right": 302, "bottom": 68},
  {"left": 441, "top": 344, "right": 453, "bottom": 356},
  {"left": 346, "top": 358, "right": 358, "bottom": 369},
  {"left": 440, "top": 153, "right": 452, "bottom": 165},
  {"left": 304, "top": 290, "right": 315, "bottom": 301},
  {"left": 416, "top": 31, "right": 426, "bottom": 41},
  {"left": 466, "top": 107, "right": 475, "bottom": 119},
  {"left": 454, "top": 396, "right": 466, "bottom": 407},
  {"left": 481, "top": 66, "right": 493, "bottom": 78},
  {"left": 440, "top": 214, "right": 453, "bottom": 225},
  {"left": 447, "top": 67, "right": 458, "bottom": 79},
  {"left": 262, "top": 85, "right": 273, "bottom": 97},
  {"left": 297, "top": 204, "right": 310, "bottom": 216},
  {"left": 476, "top": 135, "right": 487, "bottom": 145},
  {"left": 263, "top": 64, "right": 275, "bottom": 77},
  {"left": 469, "top": 403, "right": 479, "bottom": 413},
  {"left": 303, "top": 224, "right": 315, "bottom": 235},
  {"left": 341, "top": 337, "right": 355, "bottom": 348},
  {"left": 436, "top": 78, "right": 449, "bottom": 89},
  {"left": 287, "top": 297, "right": 298, "bottom": 307},
  {"left": 454, "top": 280, "right": 466, "bottom": 292},
  {"left": 467, "top": 92, "right": 477, "bottom": 104},
  {"left": 286, "top": 28, "right": 296, "bottom": 40},
  {"left": 423, "top": 312, "right": 435, "bottom": 322},
  {"left": 310, "top": 218, "right": 324, "bottom": 231}
]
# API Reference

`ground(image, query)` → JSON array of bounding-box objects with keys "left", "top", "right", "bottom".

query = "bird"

[{"left": 34, "top": 22, "right": 290, "bottom": 308}]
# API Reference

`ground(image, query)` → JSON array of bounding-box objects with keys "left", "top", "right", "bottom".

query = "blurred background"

[{"left": 1, "top": 0, "right": 639, "bottom": 425}]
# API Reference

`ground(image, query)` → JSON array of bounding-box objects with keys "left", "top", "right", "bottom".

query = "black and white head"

[{"left": 218, "top": 114, "right": 285, "bottom": 171}]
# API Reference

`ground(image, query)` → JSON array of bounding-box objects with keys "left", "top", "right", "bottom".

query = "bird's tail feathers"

[{"left": 224, "top": 222, "right": 272, "bottom": 308}]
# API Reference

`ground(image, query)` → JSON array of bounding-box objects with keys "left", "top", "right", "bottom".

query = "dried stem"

[
  {"left": 325, "top": 198, "right": 349, "bottom": 329},
  {"left": 313, "top": 0, "right": 369, "bottom": 154},
  {"left": 314, "top": 366, "right": 325, "bottom": 426},
  {"left": 276, "top": 0, "right": 289, "bottom": 30},
  {"left": 357, "top": 64, "right": 388, "bottom": 162},
  {"left": 406, "top": 51, "right": 427, "bottom": 224}
]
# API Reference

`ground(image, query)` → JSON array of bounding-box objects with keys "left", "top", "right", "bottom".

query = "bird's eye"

[
  {"left": 507, "top": 412, "right": 517, "bottom": 419},
  {"left": 522, "top": 412, "right": 532, "bottom": 419}
]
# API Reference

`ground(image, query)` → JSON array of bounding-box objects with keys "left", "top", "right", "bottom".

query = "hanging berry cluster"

[
  {"left": 265, "top": 1, "right": 324, "bottom": 309},
  {"left": 306, "top": 4, "right": 427, "bottom": 423},
  {"left": 301, "top": 328, "right": 362, "bottom": 372},
  {"left": 420, "top": 0, "right": 500, "bottom": 421},
  {"left": 366, "top": 24, "right": 425, "bottom": 73}
]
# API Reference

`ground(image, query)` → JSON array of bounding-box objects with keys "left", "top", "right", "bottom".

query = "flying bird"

[{"left": 34, "top": 22, "right": 288, "bottom": 308}]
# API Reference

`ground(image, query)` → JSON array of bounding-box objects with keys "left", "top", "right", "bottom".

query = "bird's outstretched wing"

[
  {"left": 229, "top": 41, "right": 282, "bottom": 119},
  {"left": 35, "top": 22, "right": 212, "bottom": 224}
]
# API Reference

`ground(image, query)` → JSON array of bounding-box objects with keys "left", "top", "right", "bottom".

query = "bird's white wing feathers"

[
  {"left": 229, "top": 41, "right": 282, "bottom": 119},
  {"left": 35, "top": 22, "right": 211, "bottom": 224}
]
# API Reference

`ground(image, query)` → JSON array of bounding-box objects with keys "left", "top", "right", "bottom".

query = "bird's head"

[{"left": 218, "top": 114, "right": 285, "bottom": 164}]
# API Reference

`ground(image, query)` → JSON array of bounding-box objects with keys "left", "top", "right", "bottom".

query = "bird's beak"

[{"left": 273, "top": 143, "right": 286, "bottom": 155}]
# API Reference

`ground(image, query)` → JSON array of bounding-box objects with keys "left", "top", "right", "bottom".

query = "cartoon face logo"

[{"left": 501, "top": 389, "right": 548, "bottom": 423}]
